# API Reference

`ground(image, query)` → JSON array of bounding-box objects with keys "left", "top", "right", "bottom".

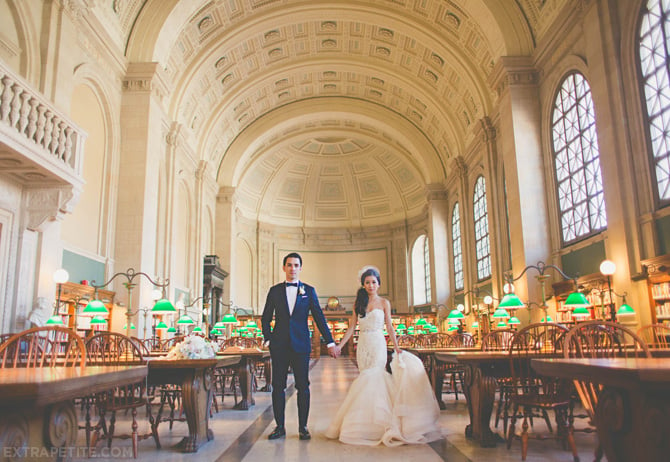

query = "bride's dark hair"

[{"left": 355, "top": 268, "right": 381, "bottom": 318}]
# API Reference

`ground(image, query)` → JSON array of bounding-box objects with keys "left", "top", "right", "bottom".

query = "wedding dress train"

[{"left": 325, "top": 309, "right": 442, "bottom": 446}]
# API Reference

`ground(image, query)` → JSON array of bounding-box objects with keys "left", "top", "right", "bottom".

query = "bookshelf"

[
  {"left": 58, "top": 282, "right": 115, "bottom": 335},
  {"left": 641, "top": 255, "right": 670, "bottom": 325}
]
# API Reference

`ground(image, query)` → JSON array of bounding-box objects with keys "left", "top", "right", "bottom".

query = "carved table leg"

[
  {"left": 430, "top": 356, "right": 446, "bottom": 410},
  {"left": 462, "top": 364, "right": 501, "bottom": 447},
  {"left": 0, "top": 401, "right": 77, "bottom": 462},
  {"left": 175, "top": 367, "right": 214, "bottom": 452},
  {"left": 596, "top": 386, "right": 670, "bottom": 462},
  {"left": 233, "top": 357, "right": 255, "bottom": 410},
  {"left": 259, "top": 358, "right": 272, "bottom": 392}
]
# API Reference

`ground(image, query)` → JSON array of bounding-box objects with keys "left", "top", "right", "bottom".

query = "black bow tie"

[{"left": 286, "top": 282, "right": 299, "bottom": 287}]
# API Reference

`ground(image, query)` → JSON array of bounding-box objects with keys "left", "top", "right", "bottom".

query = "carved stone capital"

[
  {"left": 479, "top": 117, "right": 496, "bottom": 143},
  {"left": 451, "top": 156, "right": 468, "bottom": 179},
  {"left": 217, "top": 186, "right": 236, "bottom": 204},
  {"left": 123, "top": 63, "right": 169, "bottom": 103},
  {"left": 425, "top": 184, "right": 448, "bottom": 202},
  {"left": 489, "top": 56, "right": 539, "bottom": 98},
  {"left": 24, "top": 186, "right": 81, "bottom": 231}
]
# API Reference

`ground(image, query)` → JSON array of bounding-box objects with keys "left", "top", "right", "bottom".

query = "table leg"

[
  {"left": 259, "top": 358, "right": 272, "bottom": 392},
  {"left": 0, "top": 401, "right": 78, "bottom": 461},
  {"left": 233, "top": 357, "right": 255, "bottom": 410},
  {"left": 596, "top": 386, "right": 670, "bottom": 462},
  {"left": 176, "top": 367, "right": 214, "bottom": 452},
  {"left": 430, "top": 357, "right": 446, "bottom": 410},
  {"left": 462, "top": 363, "right": 501, "bottom": 447}
]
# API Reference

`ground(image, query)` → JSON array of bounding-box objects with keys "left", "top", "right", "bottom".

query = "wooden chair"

[
  {"left": 482, "top": 328, "right": 515, "bottom": 351},
  {"left": 85, "top": 332, "right": 159, "bottom": 458},
  {"left": 130, "top": 337, "right": 151, "bottom": 357},
  {"left": 636, "top": 323, "right": 670, "bottom": 349},
  {"left": 449, "top": 332, "right": 475, "bottom": 348},
  {"left": 0, "top": 325, "right": 85, "bottom": 367},
  {"left": 158, "top": 336, "right": 184, "bottom": 352},
  {"left": 439, "top": 332, "right": 474, "bottom": 401},
  {"left": 506, "top": 322, "right": 577, "bottom": 462},
  {"left": 564, "top": 320, "right": 651, "bottom": 462},
  {"left": 482, "top": 329, "right": 516, "bottom": 432}
]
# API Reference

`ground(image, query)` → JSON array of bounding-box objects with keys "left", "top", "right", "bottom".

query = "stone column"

[
  {"left": 490, "top": 57, "right": 550, "bottom": 316},
  {"left": 426, "top": 185, "right": 450, "bottom": 305},
  {"left": 114, "top": 63, "right": 169, "bottom": 311},
  {"left": 215, "top": 186, "right": 236, "bottom": 305}
]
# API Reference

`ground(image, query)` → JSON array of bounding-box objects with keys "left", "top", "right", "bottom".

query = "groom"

[{"left": 261, "top": 252, "right": 338, "bottom": 440}]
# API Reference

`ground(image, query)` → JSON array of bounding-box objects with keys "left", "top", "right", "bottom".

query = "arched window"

[
  {"left": 551, "top": 72, "right": 607, "bottom": 243},
  {"left": 639, "top": 0, "right": 670, "bottom": 202},
  {"left": 452, "top": 203, "right": 464, "bottom": 290},
  {"left": 473, "top": 176, "right": 491, "bottom": 280},
  {"left": 411, "top": 234, "right": 431, "bottom": 305}
]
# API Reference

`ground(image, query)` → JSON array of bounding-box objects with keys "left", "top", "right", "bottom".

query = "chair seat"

[{"left": 510, "top": 394, "right": 571, "bottom": 408}]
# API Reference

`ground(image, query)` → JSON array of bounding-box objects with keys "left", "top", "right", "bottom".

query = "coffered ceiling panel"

[{"left": 112, "top": 0, "right": 569, "bottom": 228}]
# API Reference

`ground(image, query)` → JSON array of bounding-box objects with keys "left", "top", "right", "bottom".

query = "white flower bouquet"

[{"left": 165, "top": 334, "right": 220, "bottom": 360}]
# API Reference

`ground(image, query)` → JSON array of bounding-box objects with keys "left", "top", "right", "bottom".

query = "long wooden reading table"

[
  {"left": 0, "top": 365, "right": 148, "bottom": 461},
  {"left": 532, "top": 357, "right": 670, "bottom": 462}
]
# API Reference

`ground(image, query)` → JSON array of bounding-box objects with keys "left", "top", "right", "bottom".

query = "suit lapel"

[{"left": 289, "top": 283, "right": 302, "bottom": 317}]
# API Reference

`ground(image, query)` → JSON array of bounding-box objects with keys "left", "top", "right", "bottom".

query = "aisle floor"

[{"left": 72, "top": 356, "right": 598, "bottom": 461}]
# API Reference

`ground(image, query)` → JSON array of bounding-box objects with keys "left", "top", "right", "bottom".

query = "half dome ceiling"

[
  {"left": 236, "top": 135, "right": 426, "bottom": 227},
  {"left": 116, "top": 0, "right": 563, "bottom": 227}
]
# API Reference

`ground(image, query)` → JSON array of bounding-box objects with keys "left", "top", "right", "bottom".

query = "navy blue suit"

[{"left": 261, "top": 281, "right": 334, "bottom": 429}]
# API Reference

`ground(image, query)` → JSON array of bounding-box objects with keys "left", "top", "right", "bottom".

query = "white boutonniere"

[{"left": 299, "top": 286, "right": 305, "bottom": 296}]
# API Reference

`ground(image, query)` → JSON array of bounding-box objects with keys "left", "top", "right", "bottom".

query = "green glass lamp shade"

[
  {"left": 192, "top": 326, "right": 203, "bottom": 332},
  {"left": 447, "top": 326, "right": 458, "bottom": 332},
  {"left": 428, "top": 326, "right": 438, "bottom": 333},
  {"left": 540, "top": 316, "right": 554, "bottom": 323},
  {"left": 471, "top": 321, "right": 479, "bottom": 328},
  {"left": 222, "top": 313, "right": 238, "bottom": 324},
  {"left": 155, "top": 321, "right": 168, "bottom": 329},
  {"left": 396, "top": 323, "right": 406, "bottom": 330},
  {"left": 210, "top": 328, "right": 221, "bottom": 336},
  {"left": 492, "top": 308, "right": 510, "bottom": 319},
  {"left": 508, "top": 316, "right": 521, "bottom": 326},
  {"left": 246, "top": 320, "right": 258, "bottom": 328},
  {"left": 151, "top": 298, "right": 177, "bottom": 314},
  {"left": 90, "top": 316, "right": 107, "bottom": 325},
  {"left": 167, "top": 326, "right": 177, "bottom": 333},
  {"left": 496, "top": 320, "right": 507, "bottom": 328},
  {"left": 46, "top": 315, "right": 64, "bottom": 325},
  {"left": 564, "top": 292, "right": 591, "bottom": 308},
  {"left": 448, "top": 317, "right": 461, "bottom": 325},
  {"left": 415, "top": 317, "right": 427, "bottom": 326},
  {"left": 123, "top": 323, "right": 136, "bottom": 330},
  {"left": 616, "top": 304, "right": 635, "bottom": 316},
  {"left": 498, "top": 293, "right": 525, "bottom": 309},
  {"left": 447, "top": 309, "right": 465, "bottom": 319},
  {"left": 83, "top": 299, "right": 109, "bottom": 314},
  {"left": 176, "top": 315, "right": 195, "bottom": 325},
  {"left": 572, "top": 306, "right": 591, "bottom": 319},
  {"left": 214, "top": 321, "right": 225, "bottom": 328}
]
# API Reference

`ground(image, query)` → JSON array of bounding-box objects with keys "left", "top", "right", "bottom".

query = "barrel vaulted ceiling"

[{"left": 109, "top": 0, "right": 567, "bottom": 228}]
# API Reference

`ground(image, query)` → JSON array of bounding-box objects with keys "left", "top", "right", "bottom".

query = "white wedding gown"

[{"left": 325, "top": 309, "right": 442, "bottom": 446}]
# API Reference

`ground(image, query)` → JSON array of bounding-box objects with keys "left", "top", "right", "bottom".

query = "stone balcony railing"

[{"left": 0, "top": 60, "right": 85, "bottom": 185}]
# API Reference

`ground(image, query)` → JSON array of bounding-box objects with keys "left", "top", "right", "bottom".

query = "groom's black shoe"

[
  {"left": 299, "top": 427, "right": 311, "bottom": 440},
  {"left": 268, "top": 426, "right": 286, "bottom": 440}
]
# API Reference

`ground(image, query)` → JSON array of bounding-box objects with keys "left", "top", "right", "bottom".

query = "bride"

[{"left": 325, "top": 267, "right": 442, "bottom": 446}]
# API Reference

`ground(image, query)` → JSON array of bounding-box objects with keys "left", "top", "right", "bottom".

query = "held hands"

[{"left": 328, "top": 344, "right": 341, "bottom": 358}]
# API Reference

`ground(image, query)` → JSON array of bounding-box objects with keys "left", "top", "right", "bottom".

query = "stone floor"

[{"left": 70, "top": 356, "right": 597, "bottom": 461}]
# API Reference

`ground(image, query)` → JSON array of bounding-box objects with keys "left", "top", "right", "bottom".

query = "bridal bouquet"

[{"left": 165, "top": 334, "right": 220, "bottom": 360}]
